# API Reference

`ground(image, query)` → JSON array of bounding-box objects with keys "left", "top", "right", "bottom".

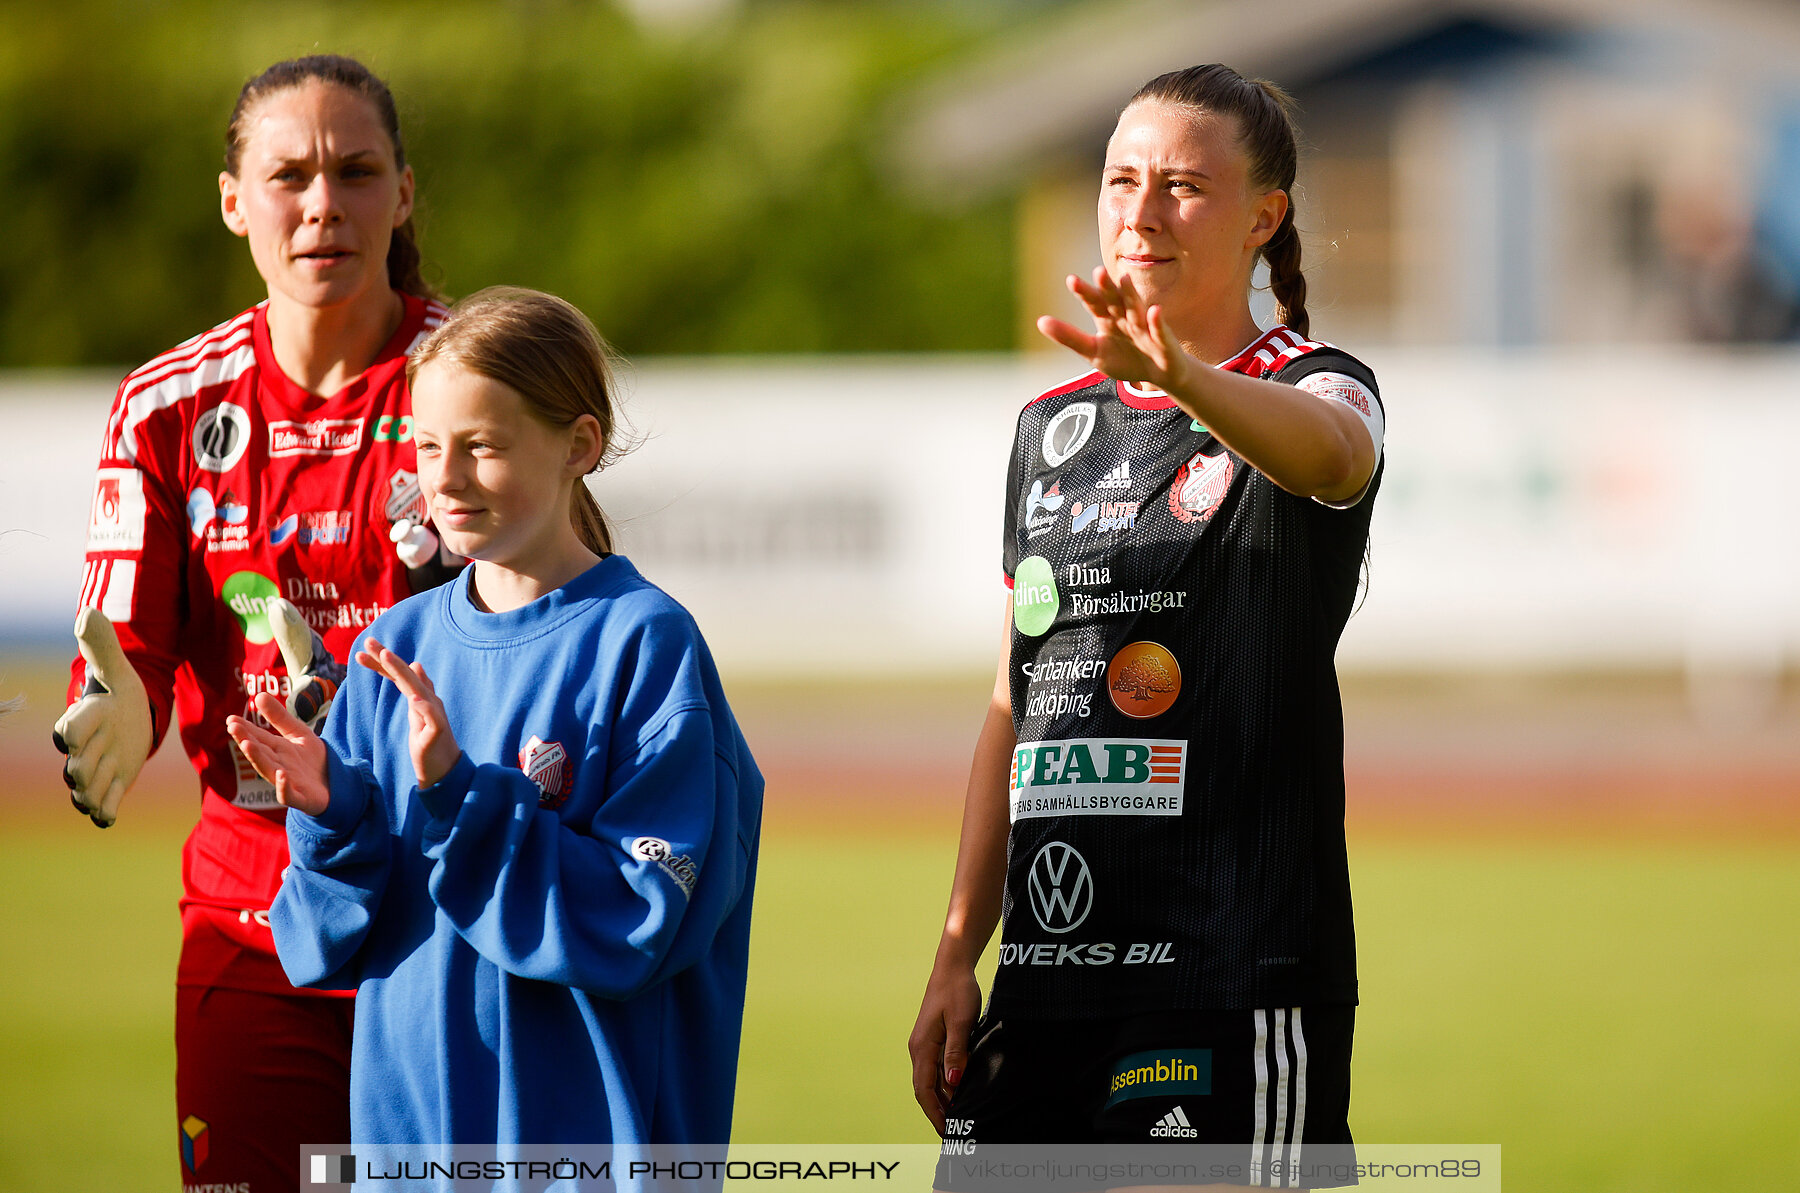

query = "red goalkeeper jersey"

[{"left": 69, "top": 294, "right": 447, "bottom": 993}]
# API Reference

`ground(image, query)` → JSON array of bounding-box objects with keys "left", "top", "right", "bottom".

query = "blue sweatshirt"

[{"left": 270, "top": 556, "right": 762, "bottom": 1146}]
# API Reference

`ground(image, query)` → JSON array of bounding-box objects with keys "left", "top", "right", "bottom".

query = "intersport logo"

[{"left": 1009, "top": 737, "right": 1186, "bottom": 820}]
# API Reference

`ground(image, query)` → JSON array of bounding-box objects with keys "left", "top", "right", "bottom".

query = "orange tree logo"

[{"left": 1107, "top": 641, "right": 1181, "bottom": 718}]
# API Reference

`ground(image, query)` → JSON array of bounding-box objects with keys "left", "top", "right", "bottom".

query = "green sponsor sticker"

[
  {"left": 221, "top": 571, "right": 280, "bottom": 644},
  {"left": 1105, "top": 1049, "right": 1212, "bottom": 1107},
  {"left": 1012, "top": 555, "right": 1059, "bottom": 637}
]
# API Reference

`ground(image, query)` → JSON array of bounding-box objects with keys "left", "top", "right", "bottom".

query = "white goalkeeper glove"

[
  {"left": 52, "top": 608, "right": 153, "bottom": 828},
  {"left": 267, "top": 597, "right": 344, "bottom": 732}
]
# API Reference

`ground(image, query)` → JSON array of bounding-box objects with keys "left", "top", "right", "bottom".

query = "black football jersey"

[{"left": 992, "top": 326, "right": 1383, "bottom": 1017}]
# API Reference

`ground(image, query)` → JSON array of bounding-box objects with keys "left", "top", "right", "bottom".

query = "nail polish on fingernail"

[{"left": 946, "top": 1068, "right": 962, "bottom": 1086}]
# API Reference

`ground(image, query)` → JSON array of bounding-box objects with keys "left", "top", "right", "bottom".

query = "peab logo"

[
  {"left": 1027, "top": 841, "right": 1093, "bottom": 933},
  {"left": 1009, "top": 737, "right": 1188, "bottom": 820},
  {"left": 1012, "top": 556, "right": 1059, "bottom": 637}
]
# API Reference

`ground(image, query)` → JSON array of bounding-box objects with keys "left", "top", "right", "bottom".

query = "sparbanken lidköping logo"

[
  {"left": 1027, "top": 840, "right": 1093, "bottom": 933},
  {"left": 1108, "top": 641, "right": 1181, "bottom": 719}
]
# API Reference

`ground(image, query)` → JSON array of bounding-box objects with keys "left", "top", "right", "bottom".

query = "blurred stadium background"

[{"left": 3, "top": 1, "right": 1798, "bottom": 1189}]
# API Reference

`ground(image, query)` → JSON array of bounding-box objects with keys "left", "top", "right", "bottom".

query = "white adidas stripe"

[
  {"left": 1287, "top": 1009, "right": 1309, "bottom": 1187},
  {"left": 1252, "top": 1009, "right": 1269, "bottom": 1184},
  {"left": 115, "top": 339, "right": 258, "bottom": 462},
  {"left": 100, "top": 560, "right": 136, "bottom": 623},
  {"left": 106, "top": 309, "right": 259, "bottom": 453},
  {"left": 1272, "top": 1009, "right": 1292, "bottom": 1183}
]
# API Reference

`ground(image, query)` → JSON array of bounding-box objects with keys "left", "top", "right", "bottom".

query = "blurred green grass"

[{"left": 2, "top": 811, "right": 1795, "bottom": 1190}]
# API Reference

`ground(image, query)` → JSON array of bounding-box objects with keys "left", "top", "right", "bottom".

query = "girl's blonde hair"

[{"left": 407, "top": 287, "right": 623, "bottom": 554}]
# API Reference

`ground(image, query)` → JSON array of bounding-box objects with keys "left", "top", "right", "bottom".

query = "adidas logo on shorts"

[
  {"left": 1096, "top": 460, "right": 1132, "bottom": 490},
  {"left": 1150, "top": 1105, "right": 1198, "bottom": 1138}
]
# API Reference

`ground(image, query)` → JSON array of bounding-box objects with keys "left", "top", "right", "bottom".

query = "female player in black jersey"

[{"left": 910, "top": 65, "right": 1383, "bottom": 1186}]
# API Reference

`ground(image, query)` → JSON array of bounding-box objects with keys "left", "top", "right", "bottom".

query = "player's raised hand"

[
  {"left": 226, "top": 696, "right": 330, "bottom": 817},
  {"left": 356, "top": 637, "right": 459, "bottom": 788},
  {"left": 1037, "top": 266, "right": 1199, "bottom": 394},
  {"left": 52, "top": 607, "right": 154, "bottom": 828}
]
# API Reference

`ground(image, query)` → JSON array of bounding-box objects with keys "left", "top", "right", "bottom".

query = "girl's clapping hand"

[
  {"left": 356, "top": 637, "right": 461, "bottom": 788},
  {"left": 226, "top": 696, "right": 331, "bottom": 817}
]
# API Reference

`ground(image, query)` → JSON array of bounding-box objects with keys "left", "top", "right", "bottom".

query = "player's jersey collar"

[
  {"left": 1110, "top": 326, "right": 1295, "bottom": 410},
  {"left": 251, "top": 292, "right": 433, "bottom": 415}
]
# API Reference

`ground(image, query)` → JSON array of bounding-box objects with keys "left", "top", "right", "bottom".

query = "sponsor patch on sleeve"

[
  {"left": 631, "top": 836, "right": 698, "bottom": 897},
  {"left": 1295, "top": 370, "right": 1384, "bottom": 458},
  {"left": 86, "top": 468, "right": 147, "bottom": 552}
]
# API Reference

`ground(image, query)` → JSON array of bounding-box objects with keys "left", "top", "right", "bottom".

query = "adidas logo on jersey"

[
  {"left": 1150, "top": 1105, "right": 1198, "bottom": 1138},
  {"left": 1095, "top": 459, "right": 1132, "bottom": 490}
]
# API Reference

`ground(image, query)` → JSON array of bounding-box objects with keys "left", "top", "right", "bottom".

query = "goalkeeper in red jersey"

[{"left": 54, "top": 55, "right": 461, "bottom": 1192}]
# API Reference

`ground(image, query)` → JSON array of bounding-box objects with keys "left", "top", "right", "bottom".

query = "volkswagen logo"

[{"left": 1027, "top": 841, "right": 1093, "bottom": 933}]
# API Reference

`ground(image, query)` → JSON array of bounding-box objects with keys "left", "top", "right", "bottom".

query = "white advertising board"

[{"left": 5, "top": 350, "right": 1799, "bottom": 677}]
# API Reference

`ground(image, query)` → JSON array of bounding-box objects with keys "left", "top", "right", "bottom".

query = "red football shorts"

[{"left": 175, "top": 984, "right": 354, "bottom": 1191}]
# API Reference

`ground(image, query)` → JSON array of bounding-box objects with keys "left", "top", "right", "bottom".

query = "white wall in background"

[{"left": 5, "top": 350, "right": 1800, "bottom": 678}]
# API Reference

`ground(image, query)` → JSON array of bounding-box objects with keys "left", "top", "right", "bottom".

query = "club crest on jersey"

[
  {"left": 1169, "top": 449, "right": 1233, "bottom": 525},
  {"left": 1042, "top": 402, "right": 1097, "bottom": 468},
  {"left": 385, "top": 469, "right": 430, "bottom": 527},
  {"left": 518, "top": 736, "right": 573, "bottom": 808}
]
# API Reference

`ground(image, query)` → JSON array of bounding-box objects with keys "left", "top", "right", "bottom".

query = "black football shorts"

[{"left": 937, "top": 1005, "right": 1355, "bottom": 1188}]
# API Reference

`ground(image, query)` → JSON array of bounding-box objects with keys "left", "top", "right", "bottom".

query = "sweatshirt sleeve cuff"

[
  {"left": 291, "top": 748, "right": 372, "bottom": 839},
  {"left": 416, "top": 752, "right": 474, "bottom": 829}
]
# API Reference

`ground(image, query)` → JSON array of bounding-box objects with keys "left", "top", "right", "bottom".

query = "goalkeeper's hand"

[
  {"left": 267, "top": 598, "right": 344, "bottom": 732},
  {"left": 52, "top": 608, "right": 153, "bottom": 828}
]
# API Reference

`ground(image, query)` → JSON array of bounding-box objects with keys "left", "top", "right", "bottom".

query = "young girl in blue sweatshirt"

[{"left": 226, "top": 287, "right": 762, "bottom": 1148}]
